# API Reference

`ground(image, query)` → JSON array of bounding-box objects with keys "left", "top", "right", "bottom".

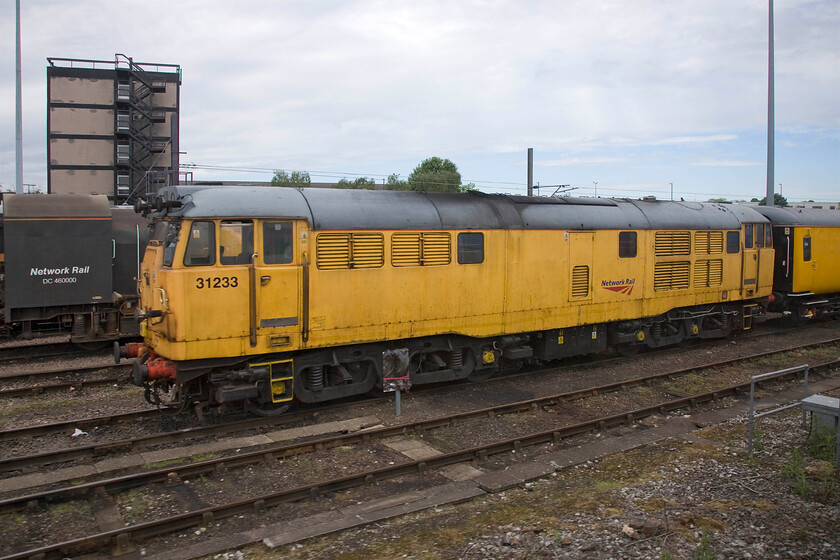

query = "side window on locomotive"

[
  {"left": 755, "top": 224, "right": 764, "bottom": 248},
  {"left": 803, "top": 237, "right": 811, "bottom": 261},
  {"left": 184, "top": 221, "right": 216, "bottom": 267},
  {"left": 220, "top": 220, "right": 254, "bottom": 265},
  {"left": 744, "top": 224, "right": 754, "bottom": 249},
  {"left": 457, "top": 232, "right": 484, "bottom": 264},
  {"left": 263, "top": 222, "right": 293, "bottom": 264},
  {"left": 765, "top": 225, "right": 773, "bottom": 248},
  {"left": 619, "top": 232, "right": 637, "bottom": 258},
  {"left": 726, "top": 231, "right": 740, "bottom": 254},
  {"left": 161, "top": 221, "right": 180, "bottom": 267}
]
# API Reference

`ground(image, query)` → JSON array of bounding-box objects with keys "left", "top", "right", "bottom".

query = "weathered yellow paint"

[
  {"left": 141, "top": 221, "right": 774, "bottom": 362},
  {"left": 792, "top": 226, "right": 840, "bottom": 294}
]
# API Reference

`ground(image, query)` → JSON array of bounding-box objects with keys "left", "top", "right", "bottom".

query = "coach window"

[
  {"left": 220, "top": 220, "right": 254, "bottom": 265},
  {"left": 183, "top": 221, "right": 216, "bottom": 266},
  {"left": 803, "top": 237, "right": 811, "bottom": 261},
  {"left": 726, "top": 231, "right": 740, "bottom": 254},
  {"left": 619, "top": 231, "right": 637, "bottom": 258},
  {"left": 263, "top": 221, "right": 293, "bottom": 264},
  {"left": 458, "top": 232, "right": 484, "bottom": 264}
]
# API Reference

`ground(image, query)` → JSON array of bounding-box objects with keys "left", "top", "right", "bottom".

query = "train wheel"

[
  {"left": 467, "top": 367, "right": 496, "bottom": 382},
  {"left": 616, "top": 343, "right": 641, "bottom": 357},
  {"left": 246, "top": 401, "right": 292, "bottom": 417}
]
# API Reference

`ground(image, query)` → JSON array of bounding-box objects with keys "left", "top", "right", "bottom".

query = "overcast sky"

[{"left": 1, "top": 0, "right": 838, "bottom": 201}]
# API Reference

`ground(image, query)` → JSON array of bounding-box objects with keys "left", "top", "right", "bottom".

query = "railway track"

[
  {"left": 1, "top": 348, "right": 836, "bottom": 560},
  {"left": 0, "top": 341, "right": 98, "bottom": 364},
  {"left": 0, "top": 362, "right": 130, "bottom": 397},
  {"left": 2, "top": 336, "right": 838, "bottom": 472}
]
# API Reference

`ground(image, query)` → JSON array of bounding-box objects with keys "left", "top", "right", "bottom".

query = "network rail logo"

[{"left": 602, "top": 278, "right": 635, "bottom": 295}]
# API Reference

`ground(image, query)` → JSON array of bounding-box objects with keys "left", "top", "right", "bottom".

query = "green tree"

[
  {"left": 386, "top": 173, "right": 409, "bottom": 190},
  {"left": 271, "top": 170, "right": 311, "bottom": 188},
  {"left": 407, "top": 157, "right": 467, "bottom": 192},
  {"left": 336, "top": 177, "right": 378, "bottom": 189},
  {"left": 758, "top": 193, "right": 788, "bottom": 207}
]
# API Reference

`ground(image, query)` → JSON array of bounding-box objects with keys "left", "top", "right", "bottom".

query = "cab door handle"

[{"left": 261, "top": 275, "right": 271, "bottom": 286}]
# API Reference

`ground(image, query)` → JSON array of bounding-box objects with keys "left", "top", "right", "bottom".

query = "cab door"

[
  {"left": 741, "top": 223, "right": 759, "bottom": 297},
  {"left": 254, "top": 220, "right": 303, "bottom": 350}
]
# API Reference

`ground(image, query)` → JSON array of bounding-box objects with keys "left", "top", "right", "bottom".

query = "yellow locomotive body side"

[
  {"left": 128, "top": 188, "right": 780, "bottom": 412},
  {"left": 141, "top": 221, "right": 772, "bottom": 362}
]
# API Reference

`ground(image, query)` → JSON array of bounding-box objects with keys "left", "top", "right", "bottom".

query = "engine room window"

[
  {"left": 618, "top": 232, "right": 637, "bottom": 258},
  {"left": 457, "top": 232, "right": 484, "bottom": 264},
  {"left": 263, "top": 222, "right": 293, "bottom": 264},
  {"left": 220, "top": 220, "right": 254, "bottom": 265},
  {"left": 803, "top": 237, "right": 811, "bottom": 261},
  {"left": 726, "top": 231, "right": 740, "bottom": 254},
  {"left": 744, "top": 224, "right": 754, "bottom": 249},
  {"left": 183, "top": 221, "right": 216, "bottom": 267}
]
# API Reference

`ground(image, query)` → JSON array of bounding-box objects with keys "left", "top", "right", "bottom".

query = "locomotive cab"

[{"left": 130, "top": 194, "right": 309, "bottom": 414}]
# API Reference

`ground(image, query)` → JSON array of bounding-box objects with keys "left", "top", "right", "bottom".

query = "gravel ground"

[
  {"left": 228, "top": 392, "right": 839, "bottom": 560},
  {"left": 1, "top": 321, "right": 838, "bottom": 559}
]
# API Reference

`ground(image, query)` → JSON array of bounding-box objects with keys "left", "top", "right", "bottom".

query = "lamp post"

[{"left": 593, "top": 181, "right": 598, "bottom": 197}]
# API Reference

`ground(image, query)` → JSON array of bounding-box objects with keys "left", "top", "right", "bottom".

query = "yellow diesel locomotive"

[{"left": 123, "top": 186, "right": 774, "bottom": 414}]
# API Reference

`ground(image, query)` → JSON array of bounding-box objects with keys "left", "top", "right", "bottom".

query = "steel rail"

[
  {"left": 2, "top": 345, "right": 837, "bottom": 514},
  {"left": 3, "top": 358, "right": 836, "bottom": 560},
  {"left": 1, "top": 337, "right": 837, "bottom": 471},
  {"left": 0, "top": 362, "right": 125, "bottom": 381},
  {"left": 0, "top": 365, "right": 130, "bottom": 397}
]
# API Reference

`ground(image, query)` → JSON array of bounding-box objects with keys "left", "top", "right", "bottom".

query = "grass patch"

[
  {"left": 148, "top": 452, "right": 221, "bottom": 469},
  {"left": 48, "top": 500, "right": 92, "bottom": 523},
  {"left": 662, "top": 373, "right": 714, "bottom": 395},
  {"left": 781, "top": 447, "right": 839, "bottom": 503}
]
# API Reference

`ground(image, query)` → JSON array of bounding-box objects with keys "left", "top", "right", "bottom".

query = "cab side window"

[
  {"left": 162, "top": 221, "right": 180, "bottom": 267},
  {"left": 263, "top": 222, "right": 293, "bottom": 264},
  {"left": 803, "top": 237, "right": 811, "bottom": 261},
  {"left": 755, "top": 224, "right": 764, "bottom": 248},
  {"left": 184, "top": 221, "right": 216, "bottom": 266},
  {"left": 220, "top": 220, "right": 254, "bottom": 265},
  {"left": 744, "top": 224, "right": 754, "bottom": 249}
]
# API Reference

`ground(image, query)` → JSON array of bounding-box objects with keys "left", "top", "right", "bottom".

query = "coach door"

[
  {"left": 253, "top": 220, "right": 302, "bottom": 349},
  {"left": 741, "top": 223, "right": 759, "bottom": 297}
]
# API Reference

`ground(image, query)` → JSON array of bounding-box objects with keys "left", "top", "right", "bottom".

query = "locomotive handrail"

[
  {"left": 302, "top": 253, "right": 310, "bottom": 343},
  {"left": 249, "top": 253, "right": 258, "bottom": 347},
  {"left": 157, "top": 287, "right": 169, "bottom": 310}
]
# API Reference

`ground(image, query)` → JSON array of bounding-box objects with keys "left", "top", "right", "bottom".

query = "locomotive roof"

[
  {"left": 1, "top": 194, "right": 111, "bottom": 219},
  {"left": 753, "top": 206, "right": 840, "bottom": 227},
  {"left": 150, "top": 185, "right": 768, "bottom": 231}
]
